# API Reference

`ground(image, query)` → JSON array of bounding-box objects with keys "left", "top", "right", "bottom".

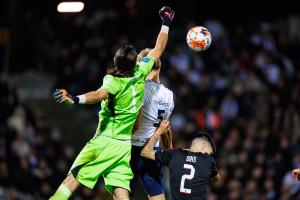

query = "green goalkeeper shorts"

[{"left": 69, "top": 134, "right": 133, "bottom": 194}]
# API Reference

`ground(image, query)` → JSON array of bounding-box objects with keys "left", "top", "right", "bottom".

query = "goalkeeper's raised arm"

[
  {"left": 148, "top": 6, "right": 175, "bottom": 62},
  {"left": 53, "top": 6, "right": 175, "bottom": 106},
  {"left": 53, "top": 88, "right": 108, "bottom": 105}
]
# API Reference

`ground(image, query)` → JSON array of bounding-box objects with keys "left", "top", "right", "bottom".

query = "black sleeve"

[
  {"left": 155, "top": 148, "right": 177, "bottom": 165},
  {"left": 211, "top": 158, "right": 218, "bottom": 178}
]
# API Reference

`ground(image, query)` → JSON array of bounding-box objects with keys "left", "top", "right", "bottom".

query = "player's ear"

[{"left": 209, "top": 147, "right": 214, "bottom": 155}]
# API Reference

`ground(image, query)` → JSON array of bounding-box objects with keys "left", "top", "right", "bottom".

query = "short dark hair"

[
  {"left": 192, "top": 132, "right": 216, "bottom": 154},
  {"left": 114, "top": 45, "right": 137, "bottom": 72}
]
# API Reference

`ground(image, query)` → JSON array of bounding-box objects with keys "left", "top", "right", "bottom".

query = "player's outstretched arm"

[
  {"left": 141, "top": 120, "right": 170, "bottom": 160},
  {"left": 53, "top": 88, "right": 108, "bottom": 105},
  {"left": 147, "top": 6, "right": 175, "bottom": 62}
]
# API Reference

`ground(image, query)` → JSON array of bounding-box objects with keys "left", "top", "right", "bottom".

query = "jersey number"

[
  {"left": 153, "top": 109, "right": 165, "bottom": 127},
  {"left": 180, "top": 164, "right": 195, "bottom": 194}
]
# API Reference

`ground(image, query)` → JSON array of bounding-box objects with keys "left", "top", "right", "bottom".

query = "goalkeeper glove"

[
  {"left": 53, "top": 89, "right": 79, "bottom": 105},
  {"left": 159, "top": 6, "right": 175, "bottom": 26}
]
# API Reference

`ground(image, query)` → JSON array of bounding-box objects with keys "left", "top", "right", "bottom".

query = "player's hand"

[
  {"left": 292, "top": 168, "right": 300, "bottom": 181},
  {"left": 159, "top": 6, "right": 175, "bottom": 26},
  {"left": 155, "top": 120, "right": 170, "bottom": 135},
  {"left": 53, "top": 89, "right": 77, "bottom": 105}
]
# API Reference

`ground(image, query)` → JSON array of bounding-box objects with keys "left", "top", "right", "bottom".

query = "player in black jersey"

[{"left": 141, "top": 120, "right": 220, "bottom": 200}]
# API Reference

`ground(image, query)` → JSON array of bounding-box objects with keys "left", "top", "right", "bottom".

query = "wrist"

[
  {"left": 77, "top": 95, "right": 86, "bottom": 104},
  {"left": 71, "top": 96, "right": 79, "bottom": 104},
  {"left": 162, "top": 20, "right": 170, "bottom": 26},
  {"left": 71, "top": 95, "right": 86, "bottom": 104},
  {"left": 160, "top": 25, "right": 169, "bottom": 34}
]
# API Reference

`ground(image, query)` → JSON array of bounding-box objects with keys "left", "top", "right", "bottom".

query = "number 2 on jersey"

[
  {"left": 153, "top": 109, "right": 165, "bottom": 127},
  {"left": 180, "top": 164, "right": 195, "bottom": 194}
]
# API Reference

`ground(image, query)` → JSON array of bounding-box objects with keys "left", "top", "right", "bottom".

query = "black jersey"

[{"left": 155, "top": 148, "right": 218, "bottom": 200}]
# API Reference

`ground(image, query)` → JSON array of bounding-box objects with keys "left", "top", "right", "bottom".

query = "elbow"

[
  {"left": 96, "top": 90, "right": 108, "bottom": 102},
  {"left": 155, "top": 46, "right": 164, "bottom": 55},
  {"left": 140, "top": 149, "right": 148, "bottom": 158},
  {"left": 140, "top": 150, "right": 146, "bottom": 157}
]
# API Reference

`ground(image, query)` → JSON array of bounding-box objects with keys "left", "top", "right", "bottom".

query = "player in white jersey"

[{"left": 130, "top": 48, "right": 174, "bottom": 200}]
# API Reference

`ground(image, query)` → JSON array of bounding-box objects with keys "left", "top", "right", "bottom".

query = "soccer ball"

[{"left": 186, "top": 26, "right": 212, "bottom": 51}]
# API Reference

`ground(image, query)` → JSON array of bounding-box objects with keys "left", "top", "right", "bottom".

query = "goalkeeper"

[{"left": 50, "top": 6, "right": 175, "bottom": 200}]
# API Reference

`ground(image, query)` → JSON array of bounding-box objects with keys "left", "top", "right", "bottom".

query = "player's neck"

[{"left": 147, "top": 71, "right": 160, "bottom": 83}]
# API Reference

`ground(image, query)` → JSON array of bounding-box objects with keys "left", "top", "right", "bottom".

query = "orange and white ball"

[{"left": 186, "top": 26, "right": 212, "bottom": 51}]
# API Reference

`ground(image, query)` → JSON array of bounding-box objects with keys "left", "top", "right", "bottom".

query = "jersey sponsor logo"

[
  {"left": 142, "top": 57, "right": 150, "bottom": 63},
  {"left": 154, "top": 99, "right": 170, "bottom": 107},
  {"left": 186, "top": 156, "right": 197, "bottom": 163}
]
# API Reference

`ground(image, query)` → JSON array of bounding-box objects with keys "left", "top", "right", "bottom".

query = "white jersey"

[{"left": 132, "top": 80, "right": 174, "bottom": 147}]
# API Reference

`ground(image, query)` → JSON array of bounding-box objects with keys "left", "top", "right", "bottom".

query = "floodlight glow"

[{"left": 57, "top": 2, "right": 84, "bottom": 13}]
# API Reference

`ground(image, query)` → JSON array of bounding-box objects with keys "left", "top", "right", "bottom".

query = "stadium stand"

[{"left": 1, "top": 1, "right": 300, "bottom": 199}]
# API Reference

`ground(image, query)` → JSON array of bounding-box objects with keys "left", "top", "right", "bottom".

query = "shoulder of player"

[
  {"left": 160, "top": 84, "right": 172, "bottom": 92},
  {"left": 103, "top": 74, "right": 113, "bottom": 80},
  {"left": 144, "top": 80, "right": 161, "bottom": 90},
  {"left": 166, "top": 88, "right": 174, "bottom": 99},
  {"left": 106, "top": 74, "right": 140, "bottom": 82},
  {"left": 145, "top": 79, "right": 154, "bottom": 85},
  {"left": 183, "top": 149, "right": 215, "bottom": 158},
  {"left": 102, "top": 75, "right": 117, "bottom": 85},
  {"left": 157, "top": 83, "right": 174, "bottom": 98},
  {"left": 176, "top": 148, "right": 191, "bottom": 155},
  {"left": 104, "top": 74, "right": 123, "bottom": 81},
  {"left": 199, "top": 153, "right": 217, "bottom": 164},
  {"left": 208, "top": 155, "right": 217, "bottom": 163},
  {"left": 160, "top": 148, "right": 180, "bottom": 154}
]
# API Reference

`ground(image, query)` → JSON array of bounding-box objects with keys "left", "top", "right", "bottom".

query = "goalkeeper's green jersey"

[{"left": 96, "top": 56, "right": 155, "bottom": 140}]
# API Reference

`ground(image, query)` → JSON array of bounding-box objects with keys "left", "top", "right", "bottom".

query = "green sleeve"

[
  {"left": 100, "top": 75, "right": 120, "bottom": 95},
  {"left": 138, "top": 56, "right": 155, "bottom": 77}
]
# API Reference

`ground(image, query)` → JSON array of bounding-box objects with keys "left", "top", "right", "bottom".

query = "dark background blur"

[{"left": 1, "top": 0, "right": 300, "bottom": 199}]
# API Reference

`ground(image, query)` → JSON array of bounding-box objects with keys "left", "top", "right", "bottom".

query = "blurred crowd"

[
  {"left": 0, "top": 81, "right": 112, "bottom": 199},
  {"left": 1, "top": 2, "right": 300, "bottom": 200}
]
